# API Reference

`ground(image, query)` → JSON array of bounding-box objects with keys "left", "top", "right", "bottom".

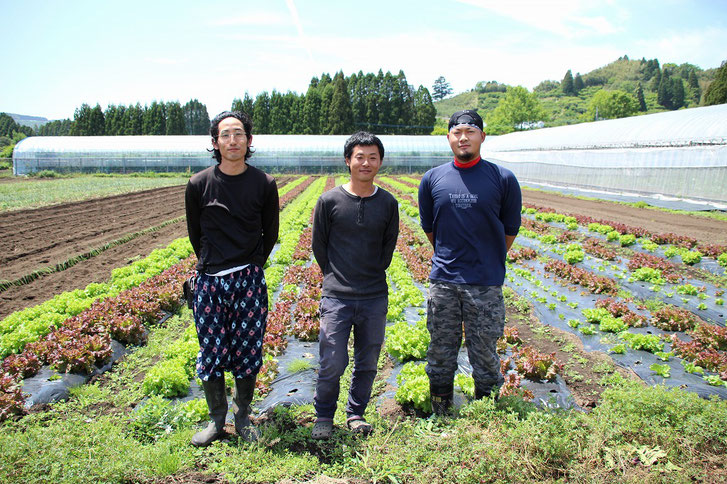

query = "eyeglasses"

[{"left": 217, "top": 130, "right": 247, "bottom": 142}]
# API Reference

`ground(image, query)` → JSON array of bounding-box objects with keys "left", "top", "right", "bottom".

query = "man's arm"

[
  {"left": 505, "top": 234, "right": 517, "bottom": 252},
  {"left": 311, "top": 197, "right": 329, "bottom": 271},
  {"left": 261, "top": 179, "right": 280, "bottom": 262},
  {"left": 184, "top": 181, "right": 202, "bottom": 258},
  {"left": 380, "top": 201, "right": 399, "bottom": 269},
  {"left": 418, "top": 174, "right": 435, "bottom": 245}
]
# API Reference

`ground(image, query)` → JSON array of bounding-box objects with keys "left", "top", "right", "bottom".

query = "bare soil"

[{"left": 0, "top": 177, "right": 299, "bottom": 319}]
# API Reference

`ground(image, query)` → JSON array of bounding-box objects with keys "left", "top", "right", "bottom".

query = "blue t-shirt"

[{"left": 418, "top": 159, "right": 521, "bottom": 286}]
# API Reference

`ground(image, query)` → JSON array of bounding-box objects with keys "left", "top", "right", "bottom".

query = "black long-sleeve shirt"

[
  {"left": 185, "top": 165, "right": 279, "bottom": 273},
  {"left": 312, "top": 186, "right": 399, "bottom": 300}
]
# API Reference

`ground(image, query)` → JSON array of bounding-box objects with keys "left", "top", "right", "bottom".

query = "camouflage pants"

[{"left": 425, "top": 281, "right": 505, "bottom": 393}]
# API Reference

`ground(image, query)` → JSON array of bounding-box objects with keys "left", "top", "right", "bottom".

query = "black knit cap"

[{"left": 448, "top": 109, "right": 483, "bottom": 131}]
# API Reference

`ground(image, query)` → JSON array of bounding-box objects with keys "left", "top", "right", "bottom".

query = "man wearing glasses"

[{"left": 185, "top": 111, "right": 279, "bottom": 446}]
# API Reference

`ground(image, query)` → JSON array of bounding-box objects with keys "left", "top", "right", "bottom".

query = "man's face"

[
  {"left": 346, "top": 145, "right": 382, "bottom": 183},
  {"left": 447, "top": 125, "right": 485, "bottom": 162},
  {"left": 212, "top": 117, "right": 251, "bottom": 163}
]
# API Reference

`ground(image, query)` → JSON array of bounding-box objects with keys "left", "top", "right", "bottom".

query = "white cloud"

[{"left": 454, "top": 0, "right": 621, "bottom": 38}]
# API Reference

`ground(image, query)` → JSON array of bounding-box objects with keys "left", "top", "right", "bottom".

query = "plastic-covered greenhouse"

[
  {"left": 12, "top": 104, "right": 727, "bottom": 204},
  {"left": 12, "top": 135, "right": 451, "bottom": 175},
  {"left": 483, "top": 104, "right": 727, "bottom": 205}
]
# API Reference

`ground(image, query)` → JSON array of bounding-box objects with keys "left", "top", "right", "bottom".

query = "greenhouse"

[
  {"left": 483, "top": 104, "right": 727, "bottom": 206},
  {"left": 12, "top": 135, "right": 451, "bottom": 175},
  {"left": 12, "top": 104, "right": 727, "bottom": 205}
]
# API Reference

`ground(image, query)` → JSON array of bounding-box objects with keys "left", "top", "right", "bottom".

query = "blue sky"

[{"left": 2, "top": 0, "right": 726, "bottom": 120}]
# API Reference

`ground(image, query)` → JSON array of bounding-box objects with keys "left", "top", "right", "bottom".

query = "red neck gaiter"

[{"left": 454, "top": 156, "right": 481, "bottom": 169}]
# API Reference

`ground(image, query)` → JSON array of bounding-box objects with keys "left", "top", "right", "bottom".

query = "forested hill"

[{"left": 434, "top": 56, "right": 726, "bottom": 134}]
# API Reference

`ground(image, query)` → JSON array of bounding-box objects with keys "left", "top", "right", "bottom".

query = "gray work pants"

[{"left": 314, "top": 296, "right": 387, "bottom": 419}]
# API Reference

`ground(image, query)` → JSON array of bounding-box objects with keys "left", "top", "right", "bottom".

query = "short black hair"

[
  {"left": 209, "top": 111, "right": 255, "bottom": 163},
  {"left": 343, "top": 131, "right": 385, "bottom": 161}
]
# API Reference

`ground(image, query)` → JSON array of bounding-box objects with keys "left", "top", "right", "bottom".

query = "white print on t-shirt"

[{"left": 449, "top": 192, "right": 478, "bottom": 209}]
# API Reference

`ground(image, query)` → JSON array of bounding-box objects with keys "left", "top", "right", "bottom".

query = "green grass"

[
  {"left": 0, "top": 173, "right": 189, "bottom": 211},
  {"left": 2, "top": 300, "right": 727, "bottom": 483}
]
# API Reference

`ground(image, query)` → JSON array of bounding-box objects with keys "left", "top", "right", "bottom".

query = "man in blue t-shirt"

[{"left": 418, "top": 110, "right": 522, "bottom": 414}]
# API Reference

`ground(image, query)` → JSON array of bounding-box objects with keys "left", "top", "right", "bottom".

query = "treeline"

[
  {"left": 68, "top": 99, "right": 210, "bottom": 136},
  {"left": 11, "top": 69, "right": 436, "bottom": 139},
  {"left": 232, "top": 70, "right": 435, "bottom": 135}
]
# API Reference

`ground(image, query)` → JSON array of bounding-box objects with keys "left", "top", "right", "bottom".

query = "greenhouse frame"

[{"left": 12, "top": 104, "right": 727, "bottom": 205}]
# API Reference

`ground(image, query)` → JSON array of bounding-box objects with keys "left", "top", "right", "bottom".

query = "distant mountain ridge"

[{"left": 5, "top": 113, "right": 50, "bottom": 129}]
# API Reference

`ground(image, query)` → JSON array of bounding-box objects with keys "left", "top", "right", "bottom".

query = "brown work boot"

[{"left": 191, "top": 377, "right": 228, "bottom": 447}]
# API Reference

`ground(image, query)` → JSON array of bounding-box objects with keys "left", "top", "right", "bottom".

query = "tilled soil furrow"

[{"left": 0, "top": 221, "right": 188, "bottom": 319}]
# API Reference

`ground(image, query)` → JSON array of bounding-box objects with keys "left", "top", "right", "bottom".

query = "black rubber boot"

[
  {"left": 232, "top": 377, "right": 260, "bottom": 442},
  {"left": 430, "top": 383, "right": 453, "bottom": 416},
  {"left": 475, "top": 384, "right": 499, "bottom": 401},
  {"left": 191, "top": 377, "right": 228, "bottom": 447}
]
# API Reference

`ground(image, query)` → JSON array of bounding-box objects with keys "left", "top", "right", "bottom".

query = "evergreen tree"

[
  {"left": 636, "top": 82, "right": 647, "bottom": 111},
  {"left": 704, "top": 61, "right": 727, "bottom": 106},
  {"left": 0, "top": 113, "right": 20, "bottom": 137},
  {"left": 688, "top": 70, "right": 701, "bottom": 104},
  {"left": 183, "top": 99, "right": 210, "bottom": 135},
  {"left": 165, "top": 101, "right": 187, "bottom": 135},
  {"left": 649, "top": 68, "right": 662, "bottom": 91},
  {"left": 363, "top": 73, "right": 378, "bottom": 132},
  {"left": 432, "top": 75, "right": 453, "bottom": 101},
  {"left": 37, "top": 119, "right": 72, "bottom": 136},
  {"left": 671, "top": 78, "right": 685, "bottom": 109},
  {"left": 377, "top": 71, "right": 395, "bottom": 133},
  {"left": 413, "top": 86, "right": 436, "bottom": 134},
  {"left": 88, "top": 104, "right": 105, "bottom": 135},
  {"left": 104, "top": 105, "right": 119, "bottom": 135},
  {"left": 657, "top": 72, "right": 672, "bottom": 109},
  {"left": 319, "top": 84, "right": 334, "bottom": 134},
  {"left": 394, "top": 70, "right": 415, "bottom": 134},
  {"left": 290, "top": 93, "right": 305, "bottom": 134},
  {"left": 241, "top": 92, "right": 254, "bottom": 117},
  {"left": 349, "top": 71, "right": 367, "bottom": 131},
  {"left": 327, "top": 75, "right": 354, "bottom": 134},
  {"left": 574, "top": 73, "right": 584, "bottom": 94},
  {"left": 230, "top": 98, "right": 243, "bottom": 113},
  {"left": 253, "top": 91, "right": 271, "bottom": 134},
  {"left": 124, "top": 103, "right": 144, "bottom": 135},
  {"left": 269, "top": 90, "right": 289, "bottom": 134},
  {"left": 302, "top": 85, "right": 322, "bottom": 134},
  {"left": 142, "top": 101, "right": 165, "bottom": 135},
  {"left": 70, "top": 103, "right": 93, "bottom": 135},
  {"left": 562, "top": 69, "right": 575, "bottom": 95}
]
